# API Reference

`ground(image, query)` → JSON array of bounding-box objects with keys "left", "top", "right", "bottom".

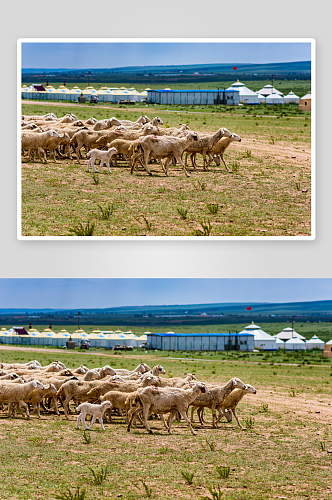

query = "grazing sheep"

[
  {"left": 21, "top": 129, "right": 60, "bottom": 162},
  {"left": 207, "top": 133, "right": 242, "bottom": 172},
  {"left": 131, "top": 131, "right": 200, "bottom": 177},
  {"left": 85, "top": 374, "right": 159, "bottom": 402},
  {"left": 113, "top": 363, "right": 151, "bottom": 377},
  {"left": 127, "top": 382, "right": 209, "bottom": 435},
  {"left": 83, "top": 369, "right": 101, "bottom": 381},
  {"left": 151, "top": 373, "right": 196, "bottom": 388},
  {"left": 189, "top": 377, "right": 246, "bottom": 428},
  {"left": 0, "top": 380, "right": 44, "bottom": 418},
  {"left": 183, "top": 128, "right": 232, "bottom": 170},
  {"left": 44, "top": 132, "right": 71, "bottom": 161},
  {"left": 23, "top": 383, "right": 58, "bottom": 418},
  {"left": 86, "top": 147, "right": 118, "bottom": 173},
  {"left": 214, "top": 384, "right": 257, "bottom": 429},
  {"left": 76, "top": 401, "right": 112, "bottom": 431},
  {"left": 100, "top": 390, "right": 131, "bottom": 422},
  {"left": 69, "top": 129, "right": 113, "bottom": 162}
]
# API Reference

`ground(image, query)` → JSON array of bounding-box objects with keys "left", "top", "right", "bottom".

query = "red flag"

[
  {"left": 233, "top": 66, "right": 237, "bottom": 70},
  {"left": 246, "top": 306, "right": 251, "bottom": 311}
]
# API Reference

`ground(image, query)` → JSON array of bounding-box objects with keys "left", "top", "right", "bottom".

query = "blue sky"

[
  {"left": 0, "top": 279, "right": 331, "bottom": 309},
  {"left": 21, "top": 42, "right": 311, "bottom": 69}
]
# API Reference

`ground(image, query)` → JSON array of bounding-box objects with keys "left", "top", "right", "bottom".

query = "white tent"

[
  {"left": 257, "top": 84, "right": 283, "bottom": 97},
  {"left": 306, "top": 335, "right": 325, "bottom": 350},
  {"left": 285, "top": 337, "right": 306, "bottom": 350},
  {"left": 326, "top": 339, "right": 332, "bottom": 345},
  {"left": 239, "top": 323, "right": 277, "bottom": 350},
  {"left": 226, "top": 81, "right": 259, "bottom": 104},
  {"left": 256, "top": 93, "right": 266, "bottom": 104},
  {"left": 266, "top": 93, "right": 284, "bottom": 105},
  {"left": 284, "top": 91, "right": 300, "bottom": 104},
  {"left": 274, "top": 327, "right": 306, "bottom": 341},
  {"left": 276, "top": 337, "right": 286, "bottom": 349}
]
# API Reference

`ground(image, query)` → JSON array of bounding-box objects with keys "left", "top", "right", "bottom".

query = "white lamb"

[
  {"left": 86, "top": 147, "right": 118, "bottom": 173},
  {"left": 76, "top": 401, "right": 112, "bottom": 431}
]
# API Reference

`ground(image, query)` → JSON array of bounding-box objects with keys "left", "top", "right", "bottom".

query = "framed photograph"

[{"left": 18, "top": 38, "right": 315, "bottom": 239}]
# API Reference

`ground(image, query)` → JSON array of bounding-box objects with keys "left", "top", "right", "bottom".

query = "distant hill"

[
  {"left": 1, "top": 299, "right": 331, "bottom": 317},
  {"left": 22, "top": 61, "right": 311, "bottom": 75}
]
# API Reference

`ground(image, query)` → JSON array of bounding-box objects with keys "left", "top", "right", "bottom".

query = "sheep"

[
  {"left": 93, "top": 117, "right": 120, "bottom": 131},
  {"left": 21, "top": 129, "right": 60, "bottom": 162},
  {"left": 76, "top": 401, "right": 112, "bottom": 431},
  {"left": 44, "top": 132, "right": 71, "bottom": 161},
  {"left": 69, "top": 129, "right": 115, "bottom": 162},
  {"left": 127, "top": 382, "right": 208, "bottom": 435},
  {"left": 83, "top": 369, "right": 102, "bottom": 381},
  {"left": 117, "top": 115, "right": 150, "bottom": 127},
  {"left": 183, "top": 128, "right": 232, "bottom": 170},
  {"left": 213, "top": 384, "right": 257, "bottom": 429},
  {"left": 94, "top": 124, "right": 158, "bottom": 149},
  {"left": 189, "top": 377, "right": 246, "bottom": 428},
  {"left": 96, "top": 365, "right": 117, "bottom": 378},
  {"left": 0, "top": 380, "right": 44, "bottom": 418},
  {"left": 22, "top": 383, "right": 58, "bottom": 418},
  {"left": 206, "top": 133, "right": 242, "bottom": 172},
  {"left": 130, "top": 131, "right": 200, "bottom": 177},
  {"left": 85, "top": 374, "right": 159, "bottom": 402},
  {"left": 156, "top": 124, "right": 190, "bottom": 136},
  {"left": 57, "top": 379, "right": 112, "bottom": 418},
  {"left": 113, "top": 363, "right": 151, "bottom": 377},
  {"left": 100, "top": 390, "right": 131, "bottom": 422},
  {"left": 86, "top": 147, "right": 118, "bottom": 173},
  {"left": 72, "top": 365, "right": 89, "bottom": 375},
  {"left": 156, "top": 373, "right": 197, "bottom": 388}
]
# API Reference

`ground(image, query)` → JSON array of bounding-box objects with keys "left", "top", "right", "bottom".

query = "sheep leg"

[
  {"left": 203, "top": 152, "right": 210, "bottom": 171},
  {"left": 221, "top": 153, "right": 232, "bottom": 173},
  {"left": 232, "top": 409, "right": 245, "bottom": 430},
  {"left": 179, "top": 410, "right": 197, "bottom": 435},
  {"left": 211, "top": 405, "right": 219, "bottom": 429},
  {"left": 167, "top": 411, "right": 177, "bottom": 434},
  {"left": 86, "top": 158, "right": 93, "bottom": 172},
  {"left": 88, "top": 415, "right": 97, "bottom": 430},
  {"left": 106, "top": 161, "right": 112, "bottom": 173},
  {"left": 143, "top": 150, "right": 152, "bottom": 176},
  {"left": 127, "top": 406, "right": 143, "bottom": 431},
  {"left": 174, "top": 155, "right": 190, "bottom": 178},
  {"left": 197, "top": 408, "right": 205, "bottom": 426},
  {"left": 38, "top": 147, "right": 47, "bottom": 163},
  {"left": 19, "top": 400, "right": 30, "bottom": 418},
  {"left": 142, "top": 404, "right": 153, "bottom": 433},
  {"left": 96, "top": 159, "right": 104, "bottom": 173},
  {"left": 98, "top": 416, "right": 106, "bottom": 431}
]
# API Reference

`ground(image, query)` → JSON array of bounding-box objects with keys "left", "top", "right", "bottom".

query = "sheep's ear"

[{"left": 32, "top": 380, "right": 37, "bottom": 387}]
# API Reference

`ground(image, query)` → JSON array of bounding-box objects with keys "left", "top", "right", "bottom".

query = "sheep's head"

[
  {"left": 101, "top": 401, "right": 113, "bottom": 410},
  {"left": 220, "top": 127, "right": 232, "bottom": 138},
  {"left": 155, "top": 365, "right": 166, "bottom": 375},
  {"left": 230, "top": 133, "right": 241, "bottom": 142},
  {"left": 244, "top": 384, "right": 257, "bottom": 394},
  {"left": 196, "top": 382, "right": 209, "bottom": 394},
  {"left": 33, "top": 380, "right": 45, "bottom": 390},
  {"left": 232, "top": 377, "right": 246, "bottom": 390}
]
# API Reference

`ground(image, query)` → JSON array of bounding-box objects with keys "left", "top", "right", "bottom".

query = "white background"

[{"left": 2, "top": 0, "right": 331, "bottom": 278}]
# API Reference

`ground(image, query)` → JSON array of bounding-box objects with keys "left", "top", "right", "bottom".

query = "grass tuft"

[{"left": 69, "top": 222, "right": 95, "bottom": 236}]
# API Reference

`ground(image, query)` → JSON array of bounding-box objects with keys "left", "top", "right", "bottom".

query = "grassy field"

[
  {"left": 0, "top": 347, "right": 331, "bottom": 500},
  {"left": 21, "top": 102, "right": 311, "bottom": 237}
]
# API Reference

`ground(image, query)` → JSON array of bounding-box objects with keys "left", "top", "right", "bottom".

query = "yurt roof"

[
  {"left": 140, "top": 334, "right": 147, "bottom": 340},
  {"left": 75, "top": 329, "right": 86, "bottom": 333},
  {"left": 301, "top": 94, "right": 311, "bottom": 100},
  {"left": 326, "top": 338, "right": 332, "bottom": 345},
  {"left": 285, "top": 337, "right": 306, "bottom": 345},
  {"left": 1, "top": 327, "right": 7, "bottom": 331},
  {"left": 266, "top": 93, "right": 284, "bottom": 100},
  {"left": 274, "top": 328, "right": 306, "bottom": 340},
  {"left": 257, "top": 85, "right": 283, "bottom": 96},
  {"left": 227, "top": 82, "right": 258, "bottom": 95},
  {"left": 276, "top": 337, "right": 285, "bottom": 344},
  {"left": 285, "top": 91, "right": 299, "bottom": 98},
  {"left": 239, "top": 324, "right": 275, "bottom": 341},
  {"left": 306, "top": 335, "right": 324, "bottom": 344}
]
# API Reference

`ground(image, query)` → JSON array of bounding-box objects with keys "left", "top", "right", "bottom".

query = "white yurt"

[
  {"left": 305, "top": 335, "right": 325, "bottom": 350},
  {"left": 326, "top": 339, "right": 332, "bottom": 345},
  {"left": 257, "top": 84, "right": 283, "bottom": 97},
  {"left": 285, "top": 337, "right": 306, "bottom": 350},
  {"left": 274, "top": 327, "right": 306, "bottom": 341},
  {"left": 226, "top": 81, "right": 259, "bottom": 104},
  {"left": 256, "top": 93, "right": 266, "bottom": 104},
  {"left": 276, "top": 337, "right": 286, "bottom": 349},
  {"left": 266, "top": 93, "right": 284, "bottom": 105},
  {"left": 283, "top": 91, "right": 300, "bottom": 104},
  {"left": 239, "top": 323, "right": 277, "bottom": 350}
]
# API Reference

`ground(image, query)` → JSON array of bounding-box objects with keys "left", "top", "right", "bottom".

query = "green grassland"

[
  {"left": 0, "top": 348, "right": 331, "bottom": 500},
  {"left": 21, "top": 102, "right": 311, "bottom": 237}
]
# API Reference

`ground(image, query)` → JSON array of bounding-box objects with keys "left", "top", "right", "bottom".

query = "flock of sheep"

[
  {"left": 21, "top": 112, "right": 242, "bottom": 177},
  {"left": 0, "top": 359, "right": 256, "bottom": 435}
]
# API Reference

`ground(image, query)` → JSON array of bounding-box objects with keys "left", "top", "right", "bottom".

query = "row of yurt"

[
  {"left": 0, "top": 327, "right": 148, "bottom": 349},
  {"left": 238, "top": 324, "right": 327, "bottom": 351},
  {"left": 226, "top": 81, "right": 301, "bottom": 105},
  {"left": 21, "top": 85, "right": 149, "bottom": 103}
]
